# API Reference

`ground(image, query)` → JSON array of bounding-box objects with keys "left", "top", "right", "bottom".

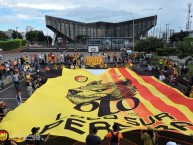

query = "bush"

[
  {"left": 21, "top": 40, "right": 28, "bottom": 46},
  {"left": 0, "top": 39, "right": 21, "bottom": 51},
  {"left": 156, "top": 48, "right": 177, "bottom": 56}
]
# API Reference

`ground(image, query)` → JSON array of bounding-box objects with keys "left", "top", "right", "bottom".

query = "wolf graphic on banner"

[{"left": 66, "top": 78, "right": 137, "bottom": 105}]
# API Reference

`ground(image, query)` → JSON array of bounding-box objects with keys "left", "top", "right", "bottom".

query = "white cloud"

[
  {"left": 10, "top": 3, "right": 80, "bottom": 10},
  {"left": 16, "top": 14, "right": 30, "bottom": 19},
  {"left": 0, "top": 0, "right": 191, "bottom": 33}
]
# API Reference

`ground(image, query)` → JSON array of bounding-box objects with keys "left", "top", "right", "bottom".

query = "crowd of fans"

[
  {"left": 157, "top": 58, "right": 193, "bottom": 98},
  {"left": 0, "top": 50, "right": 192, "bottom": 145}
]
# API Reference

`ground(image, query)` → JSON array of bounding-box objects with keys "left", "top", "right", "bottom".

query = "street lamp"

[
  {"left": 130, "top": 13, "right": 134, "bottom": 52},
  {"left": 153, "top": 8, "right": 162, "bottom": 37},
  {"left": 16, "top": 27, "right": 18, "bottom": 38}
]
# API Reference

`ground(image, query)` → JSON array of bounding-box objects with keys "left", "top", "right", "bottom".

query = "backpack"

[
  {"left": 25, "top": 134, "right": 36, "bottom": 145},
  {"left": 110, "top": 131, "right": 119, "bottom": 145}
]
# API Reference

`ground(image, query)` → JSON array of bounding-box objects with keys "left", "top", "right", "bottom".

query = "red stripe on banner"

[
  {"left": 108, "top": 69, "right": 155, "bottom": 121},
  {"left": 118, "top": 68, "right": 191, "bottom": 123},
  {"left": 141, "top": 76, "right": 193, "bottom": 112}
]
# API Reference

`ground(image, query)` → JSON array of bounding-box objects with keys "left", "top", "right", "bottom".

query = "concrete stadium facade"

[{"left": 45, "top": 15, "right": 157, "bottom": 49}]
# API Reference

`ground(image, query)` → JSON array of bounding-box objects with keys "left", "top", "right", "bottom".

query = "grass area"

[
  {"left": 187, "top": 64, "right": 193, "bottom": 78},
  {"left": 151, "top": 54, "right": 161, "bottom": 67}
]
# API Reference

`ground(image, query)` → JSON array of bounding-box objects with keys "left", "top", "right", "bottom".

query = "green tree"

[
  {"left": 176, "top": 39, "right": 193, "bottom": 59},
  {"left": 12, "top": 30, "right": 23, "bottom": 39},
  {"left": 37, "top": 31, "right": 44, "bottom": 42},
  {"left": 169, "top": 31, "right": 188, "bottom": 42},
  {"left": 135, "top": 37, "right": 164, "bottom": 52},
  {"left": 0, "top": 31, "right": 8, "bottom": 41},
  {"left": 26, "top": 31, "right": 38, "bottom": 44}
]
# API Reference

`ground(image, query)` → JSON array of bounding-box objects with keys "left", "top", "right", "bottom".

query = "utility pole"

[
  {"left": 153, "top": 8, "right": 162, "bottom": 37},
  {"left": 186, "top": 2, "right": 192, "bottom": 31},
  {"left": 130, "top": 13, "right": 135, "bottom": 52},
  {"left": 165, "top": 24, "right": 168, "bottom": 43},
  {"left": 159, "top": 22, "right": 162, "bottom": 38},
  {"left": 165, "top": 24, "right": 169, "bottom": 43}
]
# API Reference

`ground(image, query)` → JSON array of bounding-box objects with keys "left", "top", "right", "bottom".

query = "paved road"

[{"left": 0, "top": 76, "right": 29, "bottom": 110}]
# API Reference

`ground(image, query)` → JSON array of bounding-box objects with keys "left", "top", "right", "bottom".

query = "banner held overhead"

[{"left": 0, "top": 68, "right": 193, "bottom": 142}]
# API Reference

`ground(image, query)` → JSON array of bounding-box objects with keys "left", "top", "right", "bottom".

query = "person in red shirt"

[{"left": 104, "top": 124, "right": 123, "bottom": 145}]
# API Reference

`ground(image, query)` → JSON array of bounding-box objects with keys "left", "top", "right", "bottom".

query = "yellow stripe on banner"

[
  {"left": 115, "top": 69, "right": 165, "bottom": 119},
  {"left": 105, "top": 69, "right": 145, "bottom": 131},
  {"left": 151, "top": 76, "right": 193, "bottom": 112},
  {"left": 123, "top": 68, "right": 193, "bottom": 135},
  {"left": 104, "top": 70, "right": 130, "bottom": 121},
  {"left": 116, "top": 68, "right": 190, "bottom": 135},
  {"left": 151, "top": 76, "right": 193, "bottom": 100},
  {"left": 126, "top": 69, "right": 193, "bottom": 122}
]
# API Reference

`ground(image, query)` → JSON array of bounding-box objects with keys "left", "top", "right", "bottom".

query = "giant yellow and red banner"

[{"left": 0, "top": 68, "right": 193, "bottom": 142}]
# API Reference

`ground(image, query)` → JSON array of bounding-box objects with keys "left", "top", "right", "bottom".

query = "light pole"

[
  {"left": 165, "top": 24, "right": 169, "bottom": 43},
  {"left": 16, "top": 27, "right": 18, "bottom": 39},
  {"left": 46, "top": 28, "right": 49, "bottom": 46},
  {"left": 153, "top": 8, "right": 162, "bottom": 37},
  {"left": 130, "top": 13, "right": 134, "bottom": 52}
]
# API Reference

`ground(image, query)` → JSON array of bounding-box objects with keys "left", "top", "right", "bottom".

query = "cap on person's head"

[
  {"left": 92, "top": 127, "right": 97, "bottom": 134},
  {"left": 31, "top": 127, "right": 40, "bottom": 134}
]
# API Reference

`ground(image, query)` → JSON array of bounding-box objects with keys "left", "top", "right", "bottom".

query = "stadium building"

[{"left": 45, "top": 15, "right": 157, "bottom": 49}]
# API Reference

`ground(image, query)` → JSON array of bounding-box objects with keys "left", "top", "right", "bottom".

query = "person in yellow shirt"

[
  {"left": 141, "top": 126, "right": 155, "bottom": 145},
  {"left": 26, "top": 72, "right": 31, "bottom": 86},
  {"left": 61, "top": 64, "right": 65, "bottom": 69},
  {"left": 99, "top": 63, "right": 104, "bottom": 69},
  {"left": 54, "top": 64, "right": 58, "bottom": 70},
  {"left": 90, "top": 62, "right": 94, "bottom": 68},
  {"left": 173, "top": 67, "right": 178, "bottom": 77},
  {"left": 104, "top": 63, "right": 108, "bottom": 69},
  {"left": 189, "top": 86, "right": 193, "bottom": 98},
  {"left": 23, "top": 62, "right": 31, "bottom": 75},
  {"left": 159, "top": 59, "right": 163, "bottom": 70},
  {"left": 25, "top": 56, "right": 29, "bottom": 63},
  {"left": 77, "top": 58, "right": 81, "bottom": 66},
  {"left": 168, "top": 60, "right": 173, "bottom": 69},
  {"left": 75, "top": 64, "right": 79, "bottom": 69}
]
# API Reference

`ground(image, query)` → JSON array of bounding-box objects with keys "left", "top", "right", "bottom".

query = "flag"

[{"left": 0, "top": 68, "right": 193, "bottom": 142}]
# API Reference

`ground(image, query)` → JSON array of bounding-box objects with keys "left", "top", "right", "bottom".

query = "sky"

[{"left": 0, "top": 0, "right": 192, "bottom": 37}]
